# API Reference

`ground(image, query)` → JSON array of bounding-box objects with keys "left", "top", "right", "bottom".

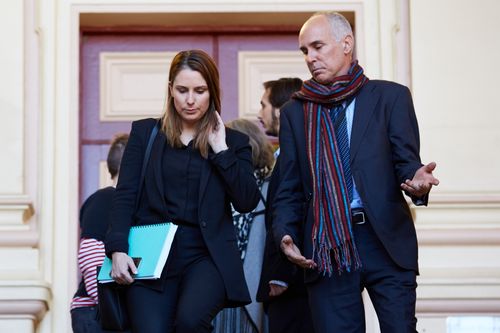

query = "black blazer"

[
  {"left": 256, "top": 157, "right": 307, "bottom": 303},
  {"left": 106, "top": 118, "right": 260, "bottom": 306},
  {"left": 272, "top": 80, "right": 425, "bottom": 282}
]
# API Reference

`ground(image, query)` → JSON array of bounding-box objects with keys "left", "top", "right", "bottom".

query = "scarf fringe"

[{"left": 313, "top": 239, "right": 362, "bottom": 276}]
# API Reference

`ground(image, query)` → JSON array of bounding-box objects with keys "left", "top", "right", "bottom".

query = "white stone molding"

[
  {"left": 237, "top": 51, "right": 310, "bottom": 119},
  {"left": 0, "top": 195, "right": 36, "bottom": 246},
  {"left": 0, "top": 282, "right": 50, "bottom": 330},
  {"left": 417, "top": 299, "right": 500, "bottom": 314},
  {"left": 100, "top": 52, "right": 175, "bottom": 121},
  {"left": 0, "top": 196, "right": 34, "bottom": 230}
]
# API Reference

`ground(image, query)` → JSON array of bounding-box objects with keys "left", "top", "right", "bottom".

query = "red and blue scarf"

[{"left": 294, "top": 61, "right": 368, "bottom": 275}]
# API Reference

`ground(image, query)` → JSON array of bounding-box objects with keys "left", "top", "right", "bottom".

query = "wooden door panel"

[
  {"left": 217, "top": 34, "right": 299, "bottom": 122},
  {"left": 81, "top": 34, "right": 215, "bottom": 142},
  {"left": 80, "top": 34, "right": 215, "bottom": 202}
]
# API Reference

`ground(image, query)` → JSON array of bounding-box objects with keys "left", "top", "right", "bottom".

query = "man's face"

[
  {"left": 258, "top": 88, "right": 279, "bottom": 136},
  {"left": 299, "top": 15, "right": 352, "bottom": 84}
]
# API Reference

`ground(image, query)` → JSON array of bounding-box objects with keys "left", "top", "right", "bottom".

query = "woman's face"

[{"left": 170, "top": 68, "right": 211, "bottom": 128}]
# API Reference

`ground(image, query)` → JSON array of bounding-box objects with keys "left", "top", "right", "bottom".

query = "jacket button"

[{"left": 201, "top": 221, "right": 207, "bottom": 228}]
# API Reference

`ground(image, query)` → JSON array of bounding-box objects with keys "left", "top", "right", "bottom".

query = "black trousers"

[
  {"left": 126, "top": 225, "right": 226, "bottom": 333},
  {"left": 267, "top": 293, "right": 314, "bottom": 333},
  {"left": 71, "top": 306, "right": 122, "bottom": 333},
  {"left": 307, "top": 219, "right": 417, "bottom": 333}
]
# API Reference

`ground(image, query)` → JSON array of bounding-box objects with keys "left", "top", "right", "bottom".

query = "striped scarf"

[{"left": 294, "top": 61, "right": 368, "bottom": 275}]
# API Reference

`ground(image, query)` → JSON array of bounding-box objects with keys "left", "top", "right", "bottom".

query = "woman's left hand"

[{"left": 208, "top": 112, "right": 228, "bottom": 154}]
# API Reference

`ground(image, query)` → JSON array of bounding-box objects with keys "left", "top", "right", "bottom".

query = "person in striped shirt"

[{"left": 70, "top": 133, "right": 129, "bottom": 333}]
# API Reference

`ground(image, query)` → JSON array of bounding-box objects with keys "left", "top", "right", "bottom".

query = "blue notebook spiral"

[{"left": 98, "top": 222, "right": 178, "bottom": 283}]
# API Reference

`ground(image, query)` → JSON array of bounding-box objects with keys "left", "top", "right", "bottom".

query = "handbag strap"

[{"left": 134, "top": 119, "right": 160, "bottom": 211}]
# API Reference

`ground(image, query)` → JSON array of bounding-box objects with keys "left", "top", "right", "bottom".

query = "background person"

[
  {"left": 273, "top": 12, "right": 439, "bottom": 333},
  {"left": 105, "top": 49, "right": 260, "bottom": 333},
  {"left": 256, "top": 77, "right": 314, "bottom": 333},
  {"left": 70, "top": 133, "right": 129, "bottom": 333}
]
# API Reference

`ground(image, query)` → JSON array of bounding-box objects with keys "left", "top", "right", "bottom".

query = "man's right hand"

[
  {"left": 280, "top": 235, "right": 317, "bottom": 269},
  {"left": 111, "top": 252, "right": 137, "bottom": 285}
]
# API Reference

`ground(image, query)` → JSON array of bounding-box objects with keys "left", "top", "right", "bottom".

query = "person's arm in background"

[{"left": 78, "top": 238, "right": 106, "bottom": 303}]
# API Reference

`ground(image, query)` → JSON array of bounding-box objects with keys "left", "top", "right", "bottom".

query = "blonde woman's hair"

[{"left": 225, "top": 118, "right": 275, "bottom": 178}]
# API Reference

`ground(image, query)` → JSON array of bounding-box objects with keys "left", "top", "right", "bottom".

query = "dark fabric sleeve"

[
  {"left": 387, "top": 86, "right": 427, "bottom": 205},
  {"left": 271, "top": 106, "right": 305, "bottom": 248},
  {"left": 80, "top": 187, "right": 115, "bottom": 241},
  {"left": 105, "top": 119, "right": 154, "bottom": 256},
  {"left": 257, "top": 151, "right": 307, "bottom": 302},
  {"left": 208, "top": 129, "right": 260, "bottom": 213}
]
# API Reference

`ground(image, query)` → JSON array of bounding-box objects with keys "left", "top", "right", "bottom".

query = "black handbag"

[
  {"left": 98, "top": 120, "right": 160, "bottom": 331},
  {"left": 97, "top": 268, "right": 129, "bottom": 331}
]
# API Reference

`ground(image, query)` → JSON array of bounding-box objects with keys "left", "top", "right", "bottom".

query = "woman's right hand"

[{"left": 111, "top": 252, "right": 137, "bottom": 285}]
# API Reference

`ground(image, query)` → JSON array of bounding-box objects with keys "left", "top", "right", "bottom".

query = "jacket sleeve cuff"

[
  {"left": 411, "top": 192, "right": 429, "bottom": 206},
  {"left": 208, "top": 148, "right": 237, "bottom": 170},
  {"left": 104, "top": 232, "right": 129, "bottom": 258},
  {"left": 269, "top": 280, "right": 289, "bottom": 288}
]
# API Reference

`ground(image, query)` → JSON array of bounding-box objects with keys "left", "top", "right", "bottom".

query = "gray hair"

[{"left": 312, "top": 11, "right": 353, "bottom": 42}]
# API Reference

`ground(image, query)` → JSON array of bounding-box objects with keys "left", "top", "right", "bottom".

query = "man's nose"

[{"left": 305, "top": 52, "right": 316, "bottom": 65}]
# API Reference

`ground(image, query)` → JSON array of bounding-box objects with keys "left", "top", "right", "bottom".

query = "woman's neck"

[{"left": 180, "top": 126, "right": 196, "bottom": 146}]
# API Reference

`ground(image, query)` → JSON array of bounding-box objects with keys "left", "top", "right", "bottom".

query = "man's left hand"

[{"left": 401, "top": 162, "right": 440, "bottom": 197}]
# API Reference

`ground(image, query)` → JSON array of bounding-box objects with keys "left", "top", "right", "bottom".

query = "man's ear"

[
  {"left": 274, "top": 107, "right": 281, "bottom": 119},
  {"left": 343, "top": 35, "right": 354, "bottom": 55}
]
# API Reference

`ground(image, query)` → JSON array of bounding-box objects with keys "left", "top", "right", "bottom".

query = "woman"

[
  {"left": 105, "top": 50, "right": 260, "bottom": 333},
  {"left": 212, "top": 119, "right": 275, "bottom": 333}
]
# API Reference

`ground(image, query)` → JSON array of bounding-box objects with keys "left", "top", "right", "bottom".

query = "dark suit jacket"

[
  {"left": 105, "top": 118, "right": 260, "bottom": 306},
  {"left": 272, "top": 80, "right": 425, "bottom": 282},
  {"left": 256, "top": 156, "right": 307, "bottom": 303}
]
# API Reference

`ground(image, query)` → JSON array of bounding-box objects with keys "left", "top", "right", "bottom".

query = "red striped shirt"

[{"left": 70, "top": 238, "right": 105, "bottom": 310}]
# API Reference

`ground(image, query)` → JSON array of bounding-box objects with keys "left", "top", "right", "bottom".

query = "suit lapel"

[{"left": 350, "top": 83, "right": 379, "bottom": 162}]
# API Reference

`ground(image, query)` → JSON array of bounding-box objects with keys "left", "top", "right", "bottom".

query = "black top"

[
  {"left": 163, "top": 141, "right": 203, "bottom": 225},
  {"left": 80, "top": 186, "right": 115, "bottom": 241},
  {"left": 73, "top": 186, "right": 115, "bottom": 298}
]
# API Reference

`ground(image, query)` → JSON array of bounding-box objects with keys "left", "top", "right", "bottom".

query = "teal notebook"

[{"left": 98, "top": 222, "right": 178, "bottom": 283}]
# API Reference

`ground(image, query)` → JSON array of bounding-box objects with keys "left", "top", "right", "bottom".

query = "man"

[
  {"left": 272, "top": 12, "right": 439, "bottom": 333},
  {"left": 256, "top": 78, "right": 314, "bottom": 333}
]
